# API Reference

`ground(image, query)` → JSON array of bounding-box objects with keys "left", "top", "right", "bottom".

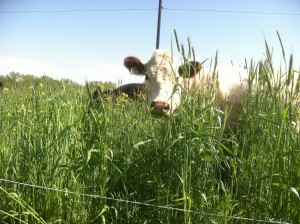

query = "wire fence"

[
  {"left": 0, "top": 178, "right": 293, "bottom": 224},
  {"left": 0, "top": 8, "right": 299, "bottom": 16}
]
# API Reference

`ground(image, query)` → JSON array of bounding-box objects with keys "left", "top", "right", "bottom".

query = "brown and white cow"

[{"left": 124, "top": 50, "right": 248, "bottom": 127}]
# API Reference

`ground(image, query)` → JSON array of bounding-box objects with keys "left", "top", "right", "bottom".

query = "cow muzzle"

[{"left": 150, "top": 100, "right": 170, "bottom": 117}]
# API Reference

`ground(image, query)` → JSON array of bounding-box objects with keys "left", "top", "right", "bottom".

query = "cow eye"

[{"left": 145, "top": 74, "right": 150, "bottom": 81}]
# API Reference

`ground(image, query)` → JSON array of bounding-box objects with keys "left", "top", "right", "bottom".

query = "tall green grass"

[{"left": 0, "top": 34, "right": 299, "bottom": 223}]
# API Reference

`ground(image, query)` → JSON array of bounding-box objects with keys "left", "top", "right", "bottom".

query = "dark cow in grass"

[{"left": 92, "top": 83, "right": 145, "bottom": 102}]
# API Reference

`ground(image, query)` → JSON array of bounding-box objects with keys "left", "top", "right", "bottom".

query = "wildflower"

[
  {"left": 121, "top": 92, "right": 129, "bottom": 98},
  {"left": 39, "top": 83, "right": 43, "bottom": 88},
  {"left": 3, "top": 87, "right": 9, "bottom": 92},
  {"left": 116, "top": 93, "right": 129, "bottom": 104},
  {"left": 28, "top": 109, "right": 32, "bottom": 113}
]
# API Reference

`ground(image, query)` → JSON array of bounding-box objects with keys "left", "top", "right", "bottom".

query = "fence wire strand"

[
  {"left": 0, "top": 178, "right": 293, "bottom": 224},
  {"left": 0, "top": 8, "right": 299, "bottom": 16}
]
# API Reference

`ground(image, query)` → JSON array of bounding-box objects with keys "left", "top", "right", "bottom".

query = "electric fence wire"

[
  {"left": 0, "top": 178, "right": 293, "bottom": 224},
  {"left": 0, "top": 8, "right": 299, "bottom": 16}
]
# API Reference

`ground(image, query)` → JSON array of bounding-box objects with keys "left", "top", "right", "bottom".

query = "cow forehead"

[
  {"left": 148, "top": 50, "right": 172, "bottom": 65},
  {"left": 145, "top": 50, "right": 179, "bottom": 78}
]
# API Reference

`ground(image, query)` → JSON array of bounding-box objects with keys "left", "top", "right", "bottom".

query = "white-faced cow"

[{"left": 124, "top": 50, "right": 248, "bottom": 129}]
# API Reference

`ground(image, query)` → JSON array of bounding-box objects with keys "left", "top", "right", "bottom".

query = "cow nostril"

[
  {"left": 150, "top": 101, "right": 156, "bottom": 108},
  {"left": 164, "top": 103, "right": 170, "bottom": 111}
]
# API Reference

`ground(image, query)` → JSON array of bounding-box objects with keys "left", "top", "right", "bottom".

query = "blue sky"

[{"left": 0, "top": 0, "right": 299, "bottom": 85}]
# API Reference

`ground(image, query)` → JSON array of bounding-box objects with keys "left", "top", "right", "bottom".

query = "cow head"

[{"left": 124, "top": 50, "right": 202, "bottom": 117}]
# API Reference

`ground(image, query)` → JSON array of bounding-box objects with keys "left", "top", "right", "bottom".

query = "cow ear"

[
  {"left": 178, "top": 61, "right": 202, "bottom": 78},
  {"left": 124, "top": 56, "right": 146, "bottom": 75}
]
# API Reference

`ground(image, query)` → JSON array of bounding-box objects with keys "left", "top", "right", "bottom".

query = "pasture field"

[{"left": 1, "top": 42, "right": 300, "bottom": 223}]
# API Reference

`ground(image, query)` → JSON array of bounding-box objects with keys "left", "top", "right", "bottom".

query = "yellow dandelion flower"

[
  {"left": 28, "top": 109, "right": 32, "bottom": 113},
  {"left": 39, "top": 83, "right": 43, "bottom": 88}
]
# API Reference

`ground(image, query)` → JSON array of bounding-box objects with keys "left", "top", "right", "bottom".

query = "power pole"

[{"left": 156, "top": 0, "right": 163, "bottom": 49}]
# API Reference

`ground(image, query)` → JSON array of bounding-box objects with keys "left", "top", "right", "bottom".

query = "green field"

[{"left": 1, "top": 39, "right": 300, "bottom": 223}]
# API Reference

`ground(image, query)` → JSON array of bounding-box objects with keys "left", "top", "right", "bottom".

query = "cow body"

[
  {"left": 93, "top": 83, "right": 145, "bottom": 101},
  {"left": 124, "top": 50, "right": 248, "bottom": 128}
]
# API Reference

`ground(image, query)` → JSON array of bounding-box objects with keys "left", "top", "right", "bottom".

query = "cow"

[
  {"left": 124, "top": 50, "right": 248, "bottom": 129},
  {"left": 92, "top": 83, "right": 145, "bottom": 102}
]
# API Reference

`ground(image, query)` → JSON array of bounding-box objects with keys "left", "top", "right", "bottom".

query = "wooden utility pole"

[{"left": 156, "top": 0, "right": 163, "bottom": 49}]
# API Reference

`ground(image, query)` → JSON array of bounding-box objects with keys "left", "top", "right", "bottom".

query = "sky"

[{"left": 0, "top": 0, "right": 299, "bottom": 85}]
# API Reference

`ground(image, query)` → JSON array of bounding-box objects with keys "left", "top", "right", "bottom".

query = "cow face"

[{"left": 124, "top": 50, "right": 202, "bottom": 117}]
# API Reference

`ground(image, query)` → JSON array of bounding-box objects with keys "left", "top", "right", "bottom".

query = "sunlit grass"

[{"left": 0, "top": 34, "right": 299, "bottom": 223}]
